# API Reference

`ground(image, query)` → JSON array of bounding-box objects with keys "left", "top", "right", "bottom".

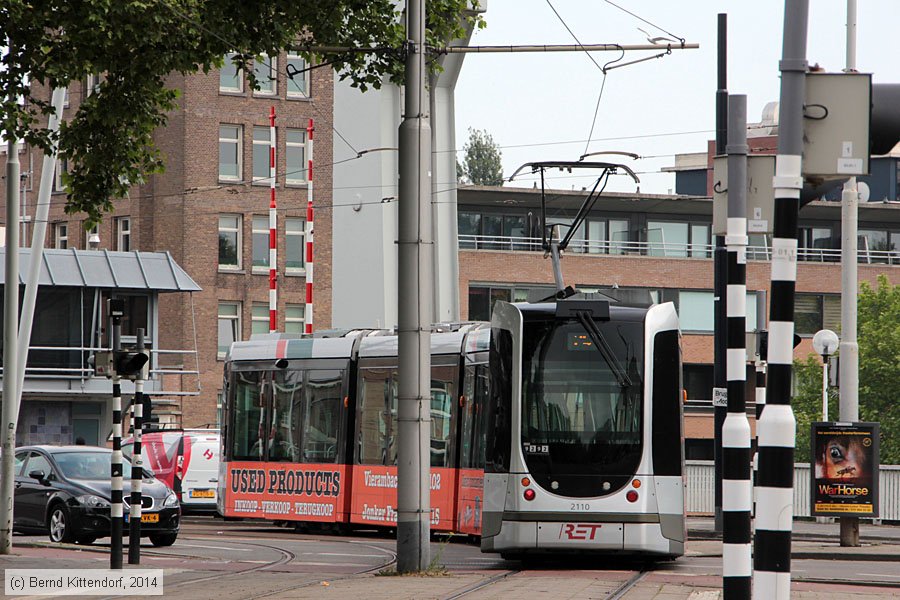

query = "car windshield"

[{"left": 54, "top": 451, "right": 154, "bottom": 480}]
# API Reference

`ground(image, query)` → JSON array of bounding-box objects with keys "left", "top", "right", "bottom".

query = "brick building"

[
  {"left": 455, "top": 184, "right": 900, "bottom": 458},
  {"left": 1, "top": 52, "right": 334, "bottom": 428}
]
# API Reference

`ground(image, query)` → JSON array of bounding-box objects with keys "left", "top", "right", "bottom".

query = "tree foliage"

[
  {"left": 457, "top": 127, "right": 503, "bottom": 186},
  {"left": 792, "top": 274, "right": 900, "bottom": 463},
  {"left": 1, "top": 0, "right": 483, "bottom": 226}
]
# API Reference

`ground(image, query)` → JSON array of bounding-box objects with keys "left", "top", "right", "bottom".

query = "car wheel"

[
  {"left": 149, "top": 533, "right": 177, "bottom": 547},
  {"left": 75, "top": 535, "right": 96, "bottom": 545},
  {"left": 48, "top": 505, "right": 75, "bottom": 544}
]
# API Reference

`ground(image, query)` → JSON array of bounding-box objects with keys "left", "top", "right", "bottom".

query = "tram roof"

[
  {"left": 227, "top": 335, "right": 356, "bottom": 362},
  {"left": 358, "top": 329, "right": 470, "bottom": 358},
  {"left": 517, "top": 301, "right": 650, "bottom": 321}
]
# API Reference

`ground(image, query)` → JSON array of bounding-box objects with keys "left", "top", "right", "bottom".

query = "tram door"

[{"left": 456, "top": 362, "right": 489, "bottom": 535}]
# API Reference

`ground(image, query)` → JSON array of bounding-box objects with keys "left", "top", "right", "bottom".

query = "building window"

[
  {"left": 84, "top": 224, "right": 99, "bottom": 250},
  {"left": 218, "top": 215, "right": 242, "bottom": 270},
  {"left": 116, "top": 217, "right": 131, "bottom": 251},
  {"left": 647, "top": 221, "right": 689, "bottom": 258},
  {"left": 251, "top": 215, "right": 270, "bottom": 271},
  {"left": 219, "top": 53, "right": 243, "bottom": 93},
  {"left": 253, "top": 54, "right": 276, "bottom": 95},
  {"left": 217, "top": 301, "right": 241, "bottom": 358},
  {"left": 458, "top": 212, "right": 481, "bottom": 249},
  {"left": 53, "top": 157, "right": 68, "bottom": 192},
  {"left": 677, "top": 290, "right": 758, "bottom": 333},
  {"left": 219, "top": 124, "right": 242, "bottom": 181},
  {"left": 251, "top": 303, "right": 270, "bottom": 335},
  {"left": 285, "top": 304, "right": 305, "bottom": 334},
  {"left": 690, "top": 224, "right": 711, "bottom": 258},
  {"left": 795, "top": 293, "right": 841, "bottom": 335},
  {"left": 86, "top": 73, "right": 101, "bottom": 97},
  {"left": 54, "top": 223, "right": 68, "bottom": 249},
  {"left": 286, "top": 54, "right": 310, "bottom": 98},
  {"left": 285, "top": 218, "right": 305, "bottom": 272},
  {"left": 252, "top": 126, "right": 272, "bottom": 184},
  {"left": 285, "top": 129, "right": 307, "bottom": 185}
]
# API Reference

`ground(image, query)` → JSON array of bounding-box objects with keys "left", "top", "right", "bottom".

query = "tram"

[{"left": 484, "top": 296, "right": 685, "bottom": 558}]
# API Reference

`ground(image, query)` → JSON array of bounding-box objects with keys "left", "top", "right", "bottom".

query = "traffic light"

[
  {"left": 90, "top": 351, "right": 114, "bottom": 378},
  {"left": 114, "top": 350, "right": 149, "bottom": 381}
]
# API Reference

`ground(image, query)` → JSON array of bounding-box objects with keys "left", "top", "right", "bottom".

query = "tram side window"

[
  {"left": 386, "top": 375, "right": 399, "bottom": 465},
  {"left": 301, "top": 369, "right": 343, "bottom": 463},
  {"left": 232, "top": 371, "right": 265, "bottom": 460},
  {"left": 430, "top": 365, "right": 457, "bottom": 468},
  {"left": 459, "top": 366, "right": 477, "bottom": 468},
  {"left": 486, "top": 329, "right": 513, "bottom": 473},
  {"left": 472, "top": 364, "right": 490, "bottom": 469},
  {"left": 358, "top": 368, "right": 391, "bottom": 465},
  {"left": 271, "top": 369, "right": 303, "bottom": 462}
]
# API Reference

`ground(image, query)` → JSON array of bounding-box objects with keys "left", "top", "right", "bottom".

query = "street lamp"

[{"left": 812, "top": 329, "right": 840, "bottom": 421}]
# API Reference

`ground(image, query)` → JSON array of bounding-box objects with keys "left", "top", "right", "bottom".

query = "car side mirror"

[{"left": 28, "top": 470, "right": 47, "bottom": 484}]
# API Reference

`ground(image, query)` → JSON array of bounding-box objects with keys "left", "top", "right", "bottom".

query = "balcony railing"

[{"left": 459, "top": 234, "right": 900, "bottom": 265}]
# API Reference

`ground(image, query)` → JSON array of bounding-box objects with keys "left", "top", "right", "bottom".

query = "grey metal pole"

[
  {"left": 722, "top": 94, "right": 751, "bottom": 600},
  {"left": 0, "top": 123, "right": 22, "bottom": 555},
  {"left": 754, "top": 2, "right": 808, "bottom": 597},
  {"left": 839, "top": 0, "right": 861, "bottom": 548},
  {"left": 397, "top": 0, "right": 433, "bottom": 573},
  {"left": 111, "top": 313, "right": 124, "bottom": 569},
  {"left": 713, "top": 12, "right": 728, "bottom": 535},
  {"left": 16, "top": 87, "right": 67, "bottom": 407},
  {"left": 128, "top": 329, "right": 145, "bottom": 564}
]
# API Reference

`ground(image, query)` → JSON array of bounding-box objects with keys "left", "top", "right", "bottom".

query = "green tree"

[
  {"left": 2, "top": 0, "right": 483, "bottom": 226},
  {"left": 792, "top": 274, "right": 900, "bottom": 463},
  {"left": 458, "top": 127, "right": 503, "bottom": 186}
]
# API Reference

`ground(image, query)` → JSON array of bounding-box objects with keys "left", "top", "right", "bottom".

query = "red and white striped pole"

[
  {"left": 304, "top": 118, "right": 314, "bottom": 335},
  {"left": 269, "top": 107, "right": 278, "bottom": 333}
]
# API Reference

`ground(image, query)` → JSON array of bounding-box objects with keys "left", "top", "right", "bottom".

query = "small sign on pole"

[
  {"left": 811, "top": 422, "right": 879, "bottom": 517},
  {"left": 712, "top": 387, "right": 727, "bottom": 407}
]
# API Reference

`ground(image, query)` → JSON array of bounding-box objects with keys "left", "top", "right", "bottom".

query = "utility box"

[
  {"left": 712, "top": 154, "right": 776, "bottom": 236},
  {"left": 803, "top": 71, "right": 871, "bottom": 179}
]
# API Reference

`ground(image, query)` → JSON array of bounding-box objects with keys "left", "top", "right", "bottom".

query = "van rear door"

[{"left": 182, "top": 434, "right": 220, "bottom": 508}]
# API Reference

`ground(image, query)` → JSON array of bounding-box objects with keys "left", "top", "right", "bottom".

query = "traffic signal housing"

[{"left": 114, "top": 349, "right": 149, "bottom": 381}]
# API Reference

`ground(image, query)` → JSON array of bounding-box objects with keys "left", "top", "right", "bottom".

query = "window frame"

[
  {"left": 285, "top": 128, "right": 308, "bottom": 186},
  {"left": 84, "top": 224, "right": 99, "bottom": 250},
  {"left": 253, "top": 54, "right": 277, "bottom": 96},
  {"left": 116, "top": 216, "right": 131, "bottom": 252},
  {"left": 218, "top": 214, "right": 242, "bottom": 271},
  {"left": 285, "top": 217, "right": 306, "bottom": 274},
  {"left": 219, "top": 53, "right": 244, "bottom": 94},
  {"left": 285, "top": 304, "right": 305, "bottom": 334},
  {"left": 251, "top": 302, "right": 270, "bottom": 336},
  {"left": 251, "top": 215, "right": 271, "bottom": 272},
  {"left": 286, "top": 54, "right": 311, "bottom": 99},
  {"left": 217, "top": 301, "right": 242, "bottom": 359},
  {"left": 54, "top": 222, "right": 68, "bottom": 250},
  {"left": 218, "top": 124, "right": 243, "bottom": 182},
  {"left": 252, "top": 126, "right": 273, "bottom": 185}
]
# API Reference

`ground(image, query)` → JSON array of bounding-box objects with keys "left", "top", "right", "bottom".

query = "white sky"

[{"left": 454, "top": 0, "right": 900, "bottom": 194}]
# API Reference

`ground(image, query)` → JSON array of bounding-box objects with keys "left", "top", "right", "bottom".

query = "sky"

[{"left": 453, "top": 0, "right": 900, "bottom": 194}]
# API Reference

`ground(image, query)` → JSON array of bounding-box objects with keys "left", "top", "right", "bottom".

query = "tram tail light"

[
  {"left": 626, "top": 490, "right": 639, "bottom": 503},
  {"left": 524, "top": 489, "right": 536, "bottom": 501}
]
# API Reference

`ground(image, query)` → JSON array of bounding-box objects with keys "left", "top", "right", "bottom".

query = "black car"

[{"left": 13, "top": 445, "right": 180, "bottom": 546}]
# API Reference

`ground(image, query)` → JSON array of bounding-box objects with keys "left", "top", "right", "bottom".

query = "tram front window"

[{"left": 521, "top": 318, "right": 644, "bottom": 497}]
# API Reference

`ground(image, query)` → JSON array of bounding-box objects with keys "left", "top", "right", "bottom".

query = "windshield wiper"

[{"left": 574, "top": 310, "right": 633, "bottom": 388}]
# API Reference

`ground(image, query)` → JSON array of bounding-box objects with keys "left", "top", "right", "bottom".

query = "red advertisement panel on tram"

[
  {"left": 456, "top": 468, "right": 484, "bottom": 535},
  {"left": 350, "top": 466, "right": 456, "bottom": 531},
  {"left": 223, "top": 461, "right": 350, "bottom": 522}
]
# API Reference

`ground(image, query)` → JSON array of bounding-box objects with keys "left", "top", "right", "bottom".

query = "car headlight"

[
  {"left": 163, "top": 492, "right": 178, "bottom": 508},
  {"left": 76, "top": 494, "right": 109, "bottom": 508}
]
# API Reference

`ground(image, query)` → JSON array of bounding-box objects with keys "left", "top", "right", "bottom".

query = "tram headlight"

[
  {"left": 523, "top": 489, "right": 536, "bottom": 501},
  {"left": 626, "top": 490, "right": 639, "bottom": 503}
]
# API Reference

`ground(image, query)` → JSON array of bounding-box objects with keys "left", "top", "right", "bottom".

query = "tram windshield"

[{"left": 520, "top": 317, "right": 643, "bottom": 497}]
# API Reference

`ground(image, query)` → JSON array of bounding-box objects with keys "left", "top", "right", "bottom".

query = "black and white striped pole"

[
  {"left": 722, "top": 94, "right": 752, "bottom": 599},
  {"left": 128, "top": 329, "right": 146, "bottom": 564},
  {"left": 754, "top": 1, "right": 808, "bottom": 596},
  {"left": 109, "top": 299, "right": 125, "bottom": 570}
]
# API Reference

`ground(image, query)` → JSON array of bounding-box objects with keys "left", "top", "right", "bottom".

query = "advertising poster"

[
  {"left": 811, "top": 422, "right": 879, "bottom": 517},
  {"left": 223, "top": 462, "right": 349, "bottom": 522},
  {"left": 350, "top": 466, "right": 456, "bottom": 531}
]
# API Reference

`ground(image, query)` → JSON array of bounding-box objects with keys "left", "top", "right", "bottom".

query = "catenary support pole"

[
  {"left": 713, "top": 12, "right": 728, "bottom": 534},
  {"left": 269, "top": 108, "right": 278, "bottom": 333},
  {"left": 304, "top": 119, "right": 315, "bottom": 334},
  {"left": 839, "top": 0, "right": 861, "bottom": 548},
  {"left": 0, "top": 108, "right": 22, "bottom": 556},
  {"left": 722, "top": 94, "right": 752, "bottom": 600},
  {"left": 754, "top": 1, "right": 808, "bottom": 597},
  {"left": 128, "top": 329, "right": 145, "bottom": 564},
  {"left": 16, "top": 88, "right": 66, "bottom": 410},
  {"left": 397, "top": 0, "right": 433, "bottom": 573},
  {"left": 111, "top": 311, "right": 124, "bottom": 569}
]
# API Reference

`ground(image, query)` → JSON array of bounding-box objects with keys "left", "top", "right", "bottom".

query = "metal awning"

[{"left": 0, "top": 248, "right": 201, "bottom": 292}]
